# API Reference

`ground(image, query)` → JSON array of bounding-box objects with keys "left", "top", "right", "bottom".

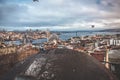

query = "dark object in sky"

[
  {"left": 2, "top": 49, "right": 118, "bottom": 80},
  {"left": 91, "top": 25, "right": 95, "bottom": 28},
  {"left": 33, "top": 0, "right": 39, "bottom": 2}
]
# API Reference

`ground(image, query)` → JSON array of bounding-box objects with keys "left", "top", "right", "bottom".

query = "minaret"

[
  {"left": 46, "top": 29, "right": 50, "bottom": 42},
  {"left": 105, "top": 46, "right": 109, "bottom": 69},
  {"left": 22, "top": 34, "right": 27, "bottom": 44}
]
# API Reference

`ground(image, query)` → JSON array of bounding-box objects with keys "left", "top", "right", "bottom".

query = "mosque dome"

[
  {"left": 48, "top": 33, "right": 59, "bottom": 42},
  {"left": 2, "top": 49, "right": 118, "bottom": 80}
]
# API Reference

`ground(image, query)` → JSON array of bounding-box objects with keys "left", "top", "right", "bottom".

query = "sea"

[{"left": 4, "top": 31, "right": 120, "bottom": 45}]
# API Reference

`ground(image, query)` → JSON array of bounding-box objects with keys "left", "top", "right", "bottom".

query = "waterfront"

[
  {"left": 3, "top": 31, "right": 120, "bottom": 45},
  {"left": 59, "top": 31, "right": 120, "bottom": 40}
]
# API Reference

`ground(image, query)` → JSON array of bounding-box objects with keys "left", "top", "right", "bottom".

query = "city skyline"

[{"left": 0, "top": 0, "right": 120, "bottom": 31}]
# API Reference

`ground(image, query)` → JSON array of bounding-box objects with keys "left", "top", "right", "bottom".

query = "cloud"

[{"left": 0, "top": 0, "right": 120, "bottom": 30}]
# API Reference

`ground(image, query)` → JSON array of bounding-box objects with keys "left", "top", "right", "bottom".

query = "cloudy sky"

[{"left": 0, "top": 0, "right": 120, "bottom": 31}]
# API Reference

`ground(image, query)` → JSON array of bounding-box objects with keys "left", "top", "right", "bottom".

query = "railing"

[{"left": 100, "top": 61, "right": 120, "bottom": 80}]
